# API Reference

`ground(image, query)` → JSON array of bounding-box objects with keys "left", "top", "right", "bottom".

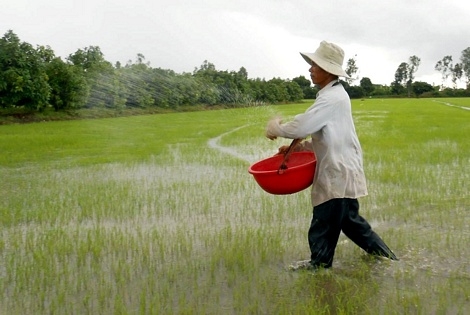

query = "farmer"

[{"left": 265, "top": 40, "right": 398, "bottom": 270}]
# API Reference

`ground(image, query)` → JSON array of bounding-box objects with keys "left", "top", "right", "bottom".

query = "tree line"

[
  {"left": 0, "top": 30, "right": 310, "bottom": 112},
  {"left": 346, "top": 51, "right": 470, "bottom": 99},
  {"left": 389, "top": 51, "right": 470, "bottom": 98},
  {"left": 1, "top": 30, "right": 469, "bottom": 113}
]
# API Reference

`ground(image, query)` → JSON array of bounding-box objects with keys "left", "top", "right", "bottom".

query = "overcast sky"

[{"left": 2, "top": 0, "right": 470, "bottom": 87}]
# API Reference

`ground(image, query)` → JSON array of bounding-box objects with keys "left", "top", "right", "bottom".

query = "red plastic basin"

[{"left": 248, "top": 151, "right": 316, "bottom": 195}]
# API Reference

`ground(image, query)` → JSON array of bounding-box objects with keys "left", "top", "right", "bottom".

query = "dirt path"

[{"left": 433, "top": 100, "right": 470, "bottom": 111}]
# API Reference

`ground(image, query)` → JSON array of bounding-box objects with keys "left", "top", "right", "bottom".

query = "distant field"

[{"left": 1, "top": 98, "right": 469, "bottom": 314}]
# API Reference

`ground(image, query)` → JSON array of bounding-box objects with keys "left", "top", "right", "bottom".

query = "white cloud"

[{"left": 2, "top": 0, "right": 470, "bottom": 87}]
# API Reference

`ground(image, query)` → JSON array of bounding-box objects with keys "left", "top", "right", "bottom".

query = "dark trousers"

[{"left": 308, "top": 198, "right": 398, "bottom": 268}]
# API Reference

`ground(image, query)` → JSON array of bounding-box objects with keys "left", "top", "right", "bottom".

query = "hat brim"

[{"left": 300, "top": 52, "right": 350, "bottom": 78}]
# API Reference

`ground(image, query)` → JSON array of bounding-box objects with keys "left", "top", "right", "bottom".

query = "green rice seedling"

[{"left": 0, "top": 98, "right": 469, "bottom": 314}]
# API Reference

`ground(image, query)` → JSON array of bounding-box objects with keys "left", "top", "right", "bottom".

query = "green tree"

[
  {"left": 67, "top": 46, "right": 112, "bottom": 75},
  {"left": 196, "top": 77, "right": 219, "bottom": 105},
  {"left": 293, "top": 75, "right": 317, "bottom": 99},
  {"left": 0, "top": 30, "right": 50, "bottom": 110},
  {"left": 285, "top": 80, "right": 303, "bottom": 102},
  {"left": 411, "top": 81, "right": 434, "bottom": 97},
  {"left": 247, "top": 78, "right": 265, "bottom": 103},
  {"left": 460, "top": 47, "right": 470, "bottom": 88},
  {"left": 407, "top": 55, "right": 421, "bottom": 97},
  {"left": 237, "top": 67, "right": 248, "bottom": 80},
  {"left": 371, "top": 84, "right": 391, "bottom": 97},
  {"left": 451, "top": 63, "right": 463, "bottom": 88},
  {"left": 67, "top": 46, "right": 115, "bottom": 108},
  {"left": 345, "top": 86, "right": 364, "bottom": 99},
  {"left": 150, "top": 68, "right": 182, "bottom": 108},
  {"left": 391, "top": 62, "right": 408, "bottom": 95},
  {"left": 435, "top": 55, "right": 453, "bottom": 88},
  {"left": 36, "top": 45, "right": 55, "bottom": 63},
  {"left": 107, "top": 68, "right": 129, "bottom": 109},
  {"left": 234, "top": 67, "right": 251, "bottom": 98},
  {"left": 120, "top": 54, "right": 154, "bottom": 108},
  {"left": 345, "top": 55, "right": 359, "bottom": 85},
  {"left": 46, "top": 57, "right": 88, "bottom": 110},
  {"left": 359, "top": 77, "right": 374, "bottom": 96},
  {"left": 265, "top": 78, "right": 288, "bottom": 103}
]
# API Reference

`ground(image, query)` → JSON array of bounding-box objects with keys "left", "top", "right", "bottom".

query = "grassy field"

[{"left": 1, "top": 98, "right": 469, "bottom": 314}]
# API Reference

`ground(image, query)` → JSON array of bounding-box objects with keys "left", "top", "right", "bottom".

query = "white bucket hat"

[{"left": 300, "top": 41, "right": 350, "bottom": 78}]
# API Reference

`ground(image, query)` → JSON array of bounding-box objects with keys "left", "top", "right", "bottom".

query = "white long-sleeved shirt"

[{"left": 273, "top": 80, "right": 368, "bottom": 206}]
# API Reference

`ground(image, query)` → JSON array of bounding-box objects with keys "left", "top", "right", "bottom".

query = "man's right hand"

[{"left": 276, "top": 145, "right": 291, "bottom": 155}]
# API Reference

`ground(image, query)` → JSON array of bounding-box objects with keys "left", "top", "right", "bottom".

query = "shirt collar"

[{"left": 316, "top": 80, "right": 340, "bottom": 98}]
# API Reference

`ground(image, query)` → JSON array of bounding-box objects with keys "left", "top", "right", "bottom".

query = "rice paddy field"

[{"left": 0, "top": 98, "right": 469, "bottom": 314}]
